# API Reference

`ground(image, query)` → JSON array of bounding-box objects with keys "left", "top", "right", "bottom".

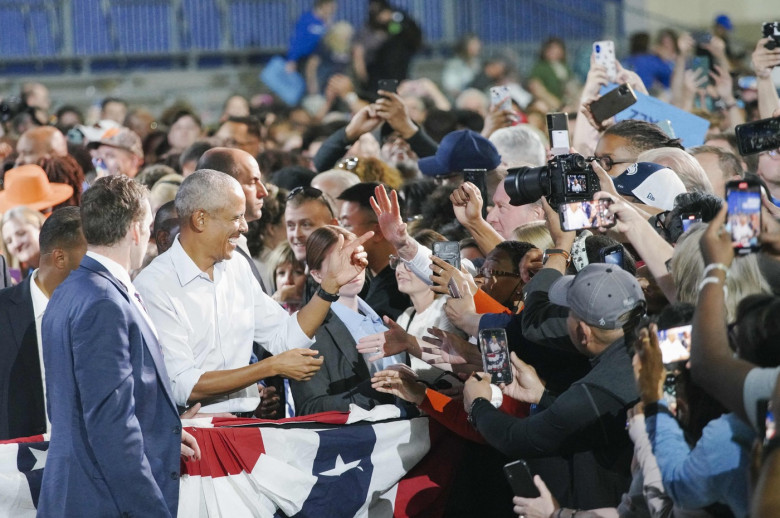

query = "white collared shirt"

[
  {"left": 29, "top": 269, "right": 51, "bottom": 434},
  {"left": 134, "top": 237, "right": 314, "bottom": 413},
  {"left": 86, "top": 251, "right": 158, "bottom": 338}
]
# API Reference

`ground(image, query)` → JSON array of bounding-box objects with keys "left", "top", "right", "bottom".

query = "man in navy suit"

[
  {"left": 38, "top": 176, "right": 199, "bottom": 517},
  {"left": 0, "top": 206, "right": 86, "bottom": 441}
]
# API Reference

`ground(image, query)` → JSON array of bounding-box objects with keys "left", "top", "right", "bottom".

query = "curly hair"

[{"left": 39, "top": 154, "right": 84, "bottom": 208}]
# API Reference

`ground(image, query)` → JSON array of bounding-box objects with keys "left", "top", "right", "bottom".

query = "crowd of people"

[{"left": 1, "top": 1, "right": 780, "bottom": 516}]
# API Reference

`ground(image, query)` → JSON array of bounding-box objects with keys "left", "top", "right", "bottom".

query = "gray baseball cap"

[{"left": 548, "top": 263, "right": 645, "bottom": 329}]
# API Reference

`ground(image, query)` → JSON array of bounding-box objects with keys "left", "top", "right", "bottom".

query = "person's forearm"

[
  {"left": 312, "top": 127, "right": 350, "bottom": 172},
  {"left": 395, "top": 234, "right": 419, "bottom": 261},
  {"left": 296, "top": 284, "right": 337, "bottom": 337},
  {"left": 188, "top": 358, "right": 279, "bottom": 403},
  {"left": 572, "top": 106, "right": 601, "bottom": 157},
  {"left": 405, "top": 127, "right": 438, "bottom": 158},
  {"left": 690, "top": 272, "right": 753, "bottom": 421},
  {"left": 624, "top": 222, "right": 675, "bottom": 296},
  {"left": 463, "top": 217, "right": 504, "bottom": 255},
  {"left": 757, "top": 75, "right": 780, "bottom": 119},
  {"left": 753, "top": 447, "right": 780, "bottom": 515}
]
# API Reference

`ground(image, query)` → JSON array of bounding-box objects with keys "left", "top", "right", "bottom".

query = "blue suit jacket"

[{"left": 38, "top": 255, "right": 182, "bottom": 517}]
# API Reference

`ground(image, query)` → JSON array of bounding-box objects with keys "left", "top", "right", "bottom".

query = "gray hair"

[
  {"left": 637, "top": 147, "right": 714, "bottom": 194},
  {"left": 175, "top": 169, "right": 241, "bottom": 220},
  {"left": 490, "top": 125, "right": 547, "bottom": 168},
  {"left": 671, "top": 224, "right": 771, "bottom": 322}
]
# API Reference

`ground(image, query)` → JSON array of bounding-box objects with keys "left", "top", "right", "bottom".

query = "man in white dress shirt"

[{"left": 135, "top": 169, "right": 372, "bottom": 416}]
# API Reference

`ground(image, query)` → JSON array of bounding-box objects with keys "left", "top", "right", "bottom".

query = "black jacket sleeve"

[
  {"left": 405, "top": 127, "right": 438, "bottom": 158},
  {"left": 313, "top": 127, "right": 351, "bottom": 172},
  {"left": 470, "top": 382, "right": 628, "bottom": 459},
  {"left": 521, "top": 268, "right": 578, "bottom": 352}
]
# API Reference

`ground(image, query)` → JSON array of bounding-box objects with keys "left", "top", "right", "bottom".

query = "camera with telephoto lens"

[
  {"left": 504, "top": 153, "right": 600, "bottom": 208},
  {"left": 0, "top": 97, "right": 25, "bottom": 124},
  {"left": 764, "top": 22, "right": 780, "bottom": 50}
]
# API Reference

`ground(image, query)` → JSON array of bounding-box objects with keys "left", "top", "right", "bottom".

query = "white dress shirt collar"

[
  {"left": 29, "top": 269, "right": 49, "bottom": 319},
  {"left": 86, "top": 251, "right": 133, "bottom": 291},
  {"left": 168, "top": 236, "right": 227, "bottom": 287}
]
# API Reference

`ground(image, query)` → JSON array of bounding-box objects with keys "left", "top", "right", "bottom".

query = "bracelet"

[
  {"left": 702, "top": 262, "right": 729, "bottom": 278},
  {"left": 543, "top": 248, "right": 571, "bottom": 265},
  {"left": 316, "top": 285, "right": 340, "bottom": 303},
  {"left": 698, "top": 276, "right": 729, "bottom": 300},
  {"left": 467, "top": 397, "right": 490, "bottom": 427}
]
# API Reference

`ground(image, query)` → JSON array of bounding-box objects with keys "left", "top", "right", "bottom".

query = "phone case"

[
  {"left": 479, "top": 329, "right": 512, "bottom": 385},
  {"left": 593, "top": 40, "right": 617, "bottom": 82},
  {"left": 503, "top": 460, "right": 540, "bottom": 498},
  {"left": 589, "top": 83, "right": 637, "bottom": 124}
]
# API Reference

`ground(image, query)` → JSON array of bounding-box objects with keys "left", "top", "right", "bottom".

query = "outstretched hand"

[
  {"left": 371, "top": 368, "right": 426, "bottom": 405},
  {"left": 357, "top": 315, "right": 421, "bottom": 361},
  {"left": 319, "top": 231, "right": 374, "bottom": 290},
  {"left": 370, "top": 185, "right": 410, "bottom": 252}
]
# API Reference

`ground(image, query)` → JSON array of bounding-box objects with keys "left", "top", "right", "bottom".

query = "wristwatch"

[
  {"left": 543, "top": 248, "right": 571, "bottom": 265},
  {"left": 316, "top": 285, "right": 340, "bottom": 303}
]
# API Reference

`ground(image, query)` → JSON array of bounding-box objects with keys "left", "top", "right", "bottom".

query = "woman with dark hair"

[
  {"left": 528, "top": 37, "right": 576, "bottom": 109},
  {"left": 288, "top": 225, "right": 402, "bottom": 415}
]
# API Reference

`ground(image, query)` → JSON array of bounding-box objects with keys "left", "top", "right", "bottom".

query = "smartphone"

[
  {"left": 656, "top": 324, "right": 692, "bottom": 365},
  {"left": 432, "top": 241, "right": 461, "bottom": 270},
  {"left": 593, "top": 40, "right": 617, "bottom": 83},
  {"left": 589, "top": 83, "right": 637, "bottom": 125},
  {"left": 490, "top": 85, "right": 513, "bottom": 112},
  {"left": 735, "top": 116, "right": 780, "bottom": 155},
  {"left": 657, "top": 119, "right": 676, "bottom": 139},
  {"left": 503, "top": 460, "right": 540, "bottom": 498},
  {"left": 463, "top": 168, "right": 488, "bottom": 219},
  {"left": 377, "top": 79, "right": 399, "bottom": 95},
  {"left": 693, "top": 31, "right": 712, "bottom": 46},
  {"left": 663, "top": 372, "right": 678, "bottom": 413},
  {"left": 725, "top": 179, "right": 761, "bottom": 254},
  {"left": 599, "top": 244, "right": 625, "bottom": 269},
  {"left": 691, "top": 55, "right": 712, "bottom": 85},
  {"left": 680, "top": 212, "right": 702, "bottom": 233},
  {"left": 479, "top": 328, "right": 512, "bottom": 385},
  {"left": 560, "top": 199, "right": 615, "bottom": 232},
  {"left": 92, "top": 157, "right": 110, "bottom": 177},
  {"left": 547, "top": 112, "right": 569, "bottom": 156}
]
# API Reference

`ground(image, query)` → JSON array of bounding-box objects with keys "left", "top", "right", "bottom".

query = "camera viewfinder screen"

[
  {"left": 657, "top": 324, "right": 692, "bottom": 364},
  {"left": 566, "top": 174, "right": 588, "bottom": 194}
]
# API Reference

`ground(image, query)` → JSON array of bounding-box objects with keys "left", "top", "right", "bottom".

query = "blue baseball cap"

[
  {"left": 715, "top": 14, "right": 733, "bottom": 31},
  {"left": 418, "top": 129, "right": 501, "bottom": 177},
  {"left": 613, "top": 162, "right": 686, "bottom": 211}
]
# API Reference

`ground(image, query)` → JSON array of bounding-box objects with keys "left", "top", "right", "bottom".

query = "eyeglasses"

[
  {"left": 760, "top": 149, "right": 780, "bottom": 160},
  {"left": 389, "top": 254, "right": 401, "bottom": 270},
  {"left": 287, "top": 186, "right": 335, "bottom": 217},
  {"left": 477, "top": 267, "right": 521, "bottom": 279},
  {"left": 591, "top": 155, "right": 637, "bottom": 171}
]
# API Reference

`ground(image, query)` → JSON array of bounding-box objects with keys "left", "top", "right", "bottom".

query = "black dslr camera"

[
  {"left": 764, "top": 22, "right": 780, "bottom": 49},
  {"left": 504, "top": 153, "right": 600, "bottom": 209}
]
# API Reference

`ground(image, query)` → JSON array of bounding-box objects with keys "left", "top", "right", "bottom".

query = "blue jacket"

[
  {"left": 287, "top": 10, "right": 327, "bottom": 62},
  {"left": 38, "top": 256, "right": 182, "bottom": 517}
]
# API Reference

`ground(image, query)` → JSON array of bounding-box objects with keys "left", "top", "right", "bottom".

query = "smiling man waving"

[{"left": 135, "top": 169, "right": 372, "bottom": 416}]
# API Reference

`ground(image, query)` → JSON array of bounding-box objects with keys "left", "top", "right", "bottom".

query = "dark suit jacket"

[
  {"left": 0, "top": 254, "right": 11, "bottom": 288},
  {"left": 37, "top": 256, "right": 182, "bottom": 517},
  {"left": 0, "top": 276, "right": 47, "bottom": 440},
  {"left": 290, "top": 309, "right": 393, "bottom": 415}
]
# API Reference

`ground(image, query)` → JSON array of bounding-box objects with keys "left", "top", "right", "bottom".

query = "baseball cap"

[
  {"left": 87, "top": 126, "right": 143, "bottom": 158},
  {"left": 548, "top": 263, "right": 645, "bottom": 329},
  {"left": 418, "top": 129, "right": 501, "bottom": 177},
  {"left": 613, "top": 162, "right": 686, "bottom": 211},
  {"left": 715, "top": 14, "right": 733, "bottom": 31}
]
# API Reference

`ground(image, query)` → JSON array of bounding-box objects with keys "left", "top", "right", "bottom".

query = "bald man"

[{"left": 15, "top": 126, "right": 68, "bottom": 167}]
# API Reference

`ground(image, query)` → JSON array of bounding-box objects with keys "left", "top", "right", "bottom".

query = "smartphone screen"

[
  {"left": 593, "top": 40, "right": 617, "bottom": 82},
  {"left": 432, "top": 241, "right": 461, "bottom": 270},
  {"left": 656, "top": 324, "right": 692, "bottom": 365},
  {"left": 503, "top": 460, "right": 540, "bottom": 498},
  {"left": 735, "top": 116, "right": 780, "bottom": 155},
  {"left": 599, "top": 245, "right": 624, "bottom": 269},
  {"left": 680, "top": 212, "right": 702, "bottom": 233},
  {"left": 560, "top": 199, "right": 615, "bottom": 232},
  {"left": 547, "top": 112, "right": 569, "bottom": 156},
  {"left": 479, "top": 328, "right": 512, "bottom": 385},
  {"left": 725, "top": 180, "right": 761, "bottom": 254}
]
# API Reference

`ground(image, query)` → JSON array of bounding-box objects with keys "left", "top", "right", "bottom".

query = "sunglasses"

[
  {"left": 287, "top": 186, "right": 334, "bottom": 217},
  {"left": 477, "top": 267, "right": 521, "bottom": 279}
]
